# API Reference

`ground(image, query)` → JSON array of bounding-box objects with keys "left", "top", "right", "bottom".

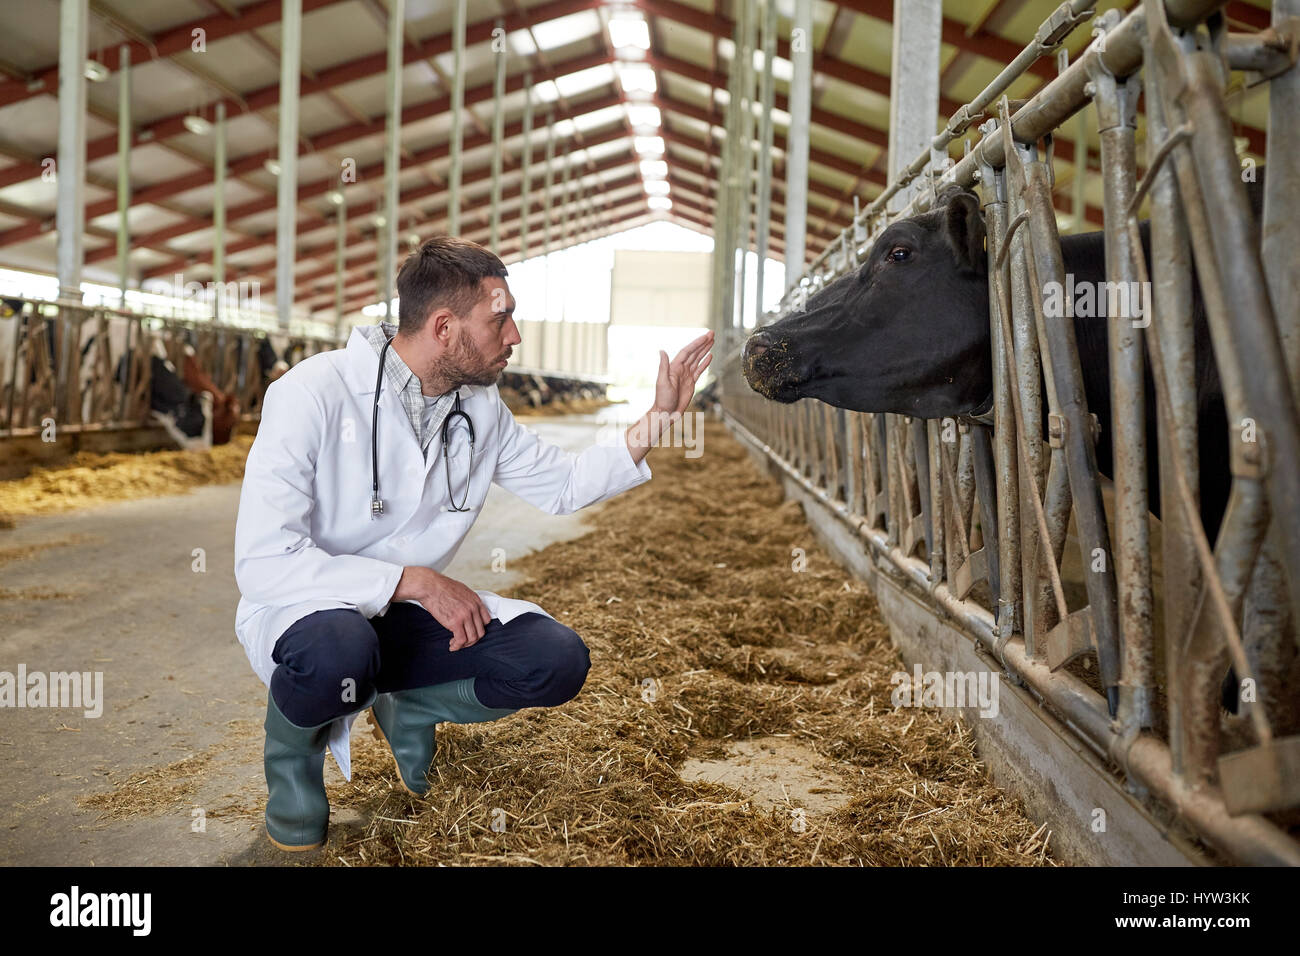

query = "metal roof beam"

[
  {"left": 329, "top": 199, "right": 656, "bottom": 315},
  {"left": 134, "top": 105, "right": 628, "bottom": 279},
  {"left": 0, "top": 0, "right": 608, "bottom": 192},
  {"left": 0, "top": 0, "right": 350, "bottom": 108}
]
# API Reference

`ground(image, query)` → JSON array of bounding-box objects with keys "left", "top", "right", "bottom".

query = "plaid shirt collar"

[{"left": 365, "top": 322, "right": 457, "bottom": 457}]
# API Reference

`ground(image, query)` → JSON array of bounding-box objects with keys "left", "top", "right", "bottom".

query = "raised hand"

[{"left": 654, "top": 330, "right": 715, "bottom": 416}]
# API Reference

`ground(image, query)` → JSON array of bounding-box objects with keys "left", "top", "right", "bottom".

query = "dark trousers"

[{"left": 269, "top": 602, "right": 591, "bottom": 727}]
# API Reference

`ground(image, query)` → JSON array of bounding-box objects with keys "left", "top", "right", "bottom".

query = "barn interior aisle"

[
  {"left": 3, "top": 0, "right": 1298, "bottom": 897},
  {"left": 0, "top": 408, "right": 621, "bottom": 865},
  {"left": 312, "top": 415, "right": 1052, "bottom": 866},
  {"left": 0, "top": 412, "right": 1051, "bottom": 866}
]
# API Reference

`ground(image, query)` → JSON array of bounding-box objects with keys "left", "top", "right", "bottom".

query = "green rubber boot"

[
  {"left": 263, "top": 689, "right": 375, "bottom": 851},
  {"left": 370, "top": 678, "right": 517, "bottom": 796}
]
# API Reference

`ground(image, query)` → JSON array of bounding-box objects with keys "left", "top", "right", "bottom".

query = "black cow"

[
  {"left": 743, "top": 177, "right": 1269, "bottom": 543},
  {"left": 744, "top": 176, "right": 1268, "bottom": 711}
]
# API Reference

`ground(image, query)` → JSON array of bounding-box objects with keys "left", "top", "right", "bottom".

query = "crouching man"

[{"left": 232, "top": 235, "right": 712, "bottom": 850}]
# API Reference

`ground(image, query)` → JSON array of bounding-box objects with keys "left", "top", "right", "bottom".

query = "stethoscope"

[{"left": 371, "top": 333, "right": 476, "bottom": 518}]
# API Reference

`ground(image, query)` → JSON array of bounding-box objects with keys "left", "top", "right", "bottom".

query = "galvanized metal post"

[
  {"left": 115, "top": 44, "right": 131, "bottom": 305},
  {"left": 708, "top": 21, "right": 739, "bottom": 345},
  {"left": 1240, "top": 0, "right": 1300, "bottom": 746},
  {"left": 448, "top": 0, "right": 467, "bottom": 235},
  {"left": 275, "top": 0, "right": 302, "bottom": 329},
  {"left": 1089, "top": 34, "right": 1153, "bottom": 733},
  {"left": 717, "top": 7, "right": 749, "bottom": 343},
  {"left": 734, "top": 0, "right": 757, "bottom": 333},
  {"left": 560, "top": 154, "right": 570, "bottom": 256},
  {"left": 753, "top": 0, "right": 777, "bottom": 325},
  {"left": 213, "top": 101, "right": 227, "bottom": 320},
  {"left": 543, "top": 114, "right": 554, "bottom": 261},
  {"left": 886, "top": 0, "right": 950, "bottom": 631},
  {"left": 54, "top": 0, "right": 88, "bottom": 424},
  {"left": 541, "top": 116, "right": 554, "bottom": 368},
  {"left": 334, "top": 196, "right": 347, "bottom": 338},
  {"left": 784, "top": 0, "right": 812, "bottom": 284},
  {"left": 1264, "top": 0, "right": 1300, "bottom": 403},
  {"left": 382, "top": 0, "right": 405, "bottom": 319},
  {"left": 520, "top": 74, "right": 533, "bottom": 262},
  {"left": 489, "top": 19, "right": 506, "bottom": 253},
  {"left": 56, "top": 0, "right": 88, "bottom": 302},
  {"left": 1072, "top": 108, "right": 1088, "bottom": 232},
  {"left": 888, "top": 0, "right": 941, "bottom": 212}
]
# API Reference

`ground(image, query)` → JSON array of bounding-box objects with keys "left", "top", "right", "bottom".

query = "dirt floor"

[{"left": 0, "top": 413, "right": 1054, "bottom": 866}]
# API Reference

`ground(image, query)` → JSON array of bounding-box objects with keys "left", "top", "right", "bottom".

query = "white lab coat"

[{"left": 233, "top": 325, "right": 651, "bottom": 777}]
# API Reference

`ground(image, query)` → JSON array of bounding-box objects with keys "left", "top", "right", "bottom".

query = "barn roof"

[{"left": 0, "top": 0, "right": 1273, "bottom": 321}]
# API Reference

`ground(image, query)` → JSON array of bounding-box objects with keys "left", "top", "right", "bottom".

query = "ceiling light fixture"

[
  {"left": 182, "top": 114, "right": 212, "bottom": 135},
  {"left": 639, "top": 159, "right": 668, "bottom": 179},
  {"left": 626, "top": 104, "right": 661, "bottom": 132},
  {"left": 608, "top": 16, "right": 651, "bottom": 51},
  {"left": 617, "top": 64, "right": 657, "bottom": 95},
  {"left": 634, "top": 135, "right": 665, "bottom": 155}
]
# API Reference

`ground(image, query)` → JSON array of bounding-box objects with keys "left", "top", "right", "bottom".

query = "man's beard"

[{"left": 427, "top": 330, "right": 507, "bottom": 390}]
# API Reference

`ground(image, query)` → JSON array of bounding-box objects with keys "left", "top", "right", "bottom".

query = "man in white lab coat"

[{"left": 233, "top": 236, "right": 713, "bottom": 851}]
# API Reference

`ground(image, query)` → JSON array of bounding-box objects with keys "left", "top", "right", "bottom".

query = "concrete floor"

[{"left": 0, "top": 413, "right": 625, "bottom": 865}]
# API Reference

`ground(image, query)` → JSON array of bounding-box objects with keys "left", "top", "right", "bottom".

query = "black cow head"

[{"left": 742, "top": 187, "right": 993, "bottom": 419}]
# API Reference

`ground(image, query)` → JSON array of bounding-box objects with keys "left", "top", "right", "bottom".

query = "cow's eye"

[{"left": 889, "top": 246, "right": 911, "bottom": 262}]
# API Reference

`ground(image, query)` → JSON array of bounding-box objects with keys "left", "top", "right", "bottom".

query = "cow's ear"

[{"left": 943, "top": 192, "right": 987, "bottom": 274}]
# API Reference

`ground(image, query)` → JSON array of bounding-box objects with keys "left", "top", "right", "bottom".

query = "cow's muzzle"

[{"left": 742, "top": 330, "right": 801, "bottom": 402}]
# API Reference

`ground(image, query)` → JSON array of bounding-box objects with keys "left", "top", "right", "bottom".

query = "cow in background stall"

[{"left": 107, "top": 337, "right": 241, "bottom": 450}]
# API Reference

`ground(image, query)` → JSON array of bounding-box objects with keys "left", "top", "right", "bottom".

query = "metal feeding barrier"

[
  {"left": 717, "top": 0, "right": 1300, "bottom": 864},
  {"left": 0, "top": 296, "right": 609, "bottom": 467},
  {"left": 0, "top": 296, "right": 339, "bottom": 439}
]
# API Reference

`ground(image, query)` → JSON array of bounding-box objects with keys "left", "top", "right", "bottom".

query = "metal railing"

[
  {"left": 0, "top": 296, "right": 340, "bottom": 437},
  {"left": 718, "top": 0, "right": 1300, "bottom": 864}
]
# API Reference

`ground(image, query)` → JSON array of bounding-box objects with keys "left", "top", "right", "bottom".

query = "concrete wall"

[{"left": 609, "top": 250, "right": 711, "bottom": 329}]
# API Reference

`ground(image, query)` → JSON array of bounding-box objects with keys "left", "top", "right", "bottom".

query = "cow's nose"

[{"left": 744, "top": 331, "right": 770, "bottom": 362}]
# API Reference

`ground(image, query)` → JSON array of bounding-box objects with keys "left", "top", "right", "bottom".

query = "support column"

[
  {"left": 712, "top": 12, "right": 745, "bottom": 343},
  {"left": 519, "top": 74, "right": 533, "bottom": 262},
  {"left": 489, "top": 20, "right": 506, "bottom": 253},
  {"left": 115, "top": 44, "right": 131, "bottom": 305},
  {"left": 55, "top": 0, "right": 88, "bottom": 423},
  {"left": 887, "top": 0, "right": 941, "bottom": 211},
  {"left": 275, "top": 0, "right": 302, "bottom": 329},
  {"left": 334, "top": 195, "right": 347, "bottom": 339},
  {"left": 753, "top": 0, "right": 776, "bottom": 324},
  {"left": 382, "top": 0, "right": 405, "bottom": 319},
  {"left": 56, "top": 0, "right": 89, "bottom": 302},
  {"left": 213, "top": 101, "right": 226, "bottom": 320},
  {"left": 783, "top": 0, "right": 812, "bottom": 285},
  {"left": 448, "top": 0, "right": 467, "bottom": 235},
  {"left": 734, "top": 0, "right": 757, "bottom": 333},
  {"left": 560, "top": 152, "right": 571, "bottom": 253},
  {"left": 541, "top": 116, "right": 555, "bottom": 368}
]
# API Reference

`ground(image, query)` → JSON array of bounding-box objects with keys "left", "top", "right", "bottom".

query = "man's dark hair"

[{"left": 396, "top": 235, "right": 508, "bottom": 336}]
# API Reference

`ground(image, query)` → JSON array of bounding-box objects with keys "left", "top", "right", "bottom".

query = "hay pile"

[
  {"left": 509, "top": 396, "right": 614, "bottom": 417},
  {"left": 0, "top": 435, "right": 253, "bottom": 519},
  {"left": 322, "top": 418, "right": 1054, "bottom": 866}
]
